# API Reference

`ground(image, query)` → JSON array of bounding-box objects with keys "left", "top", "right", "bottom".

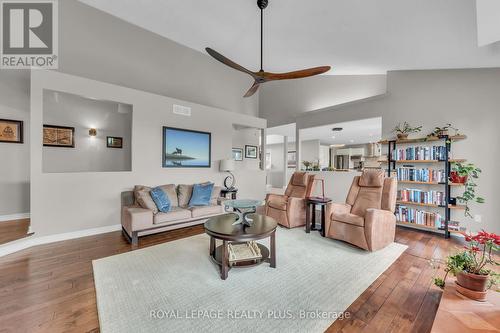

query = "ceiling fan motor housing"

[{"left": 257, "top": 0, "right": 268, "bottom": 10}]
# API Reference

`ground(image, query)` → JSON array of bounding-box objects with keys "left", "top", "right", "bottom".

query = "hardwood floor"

[
  {"left": 0, "top": 225, "right": 463, "bottom": 333},
  {"left": 0, "top": 219, "right": 31, "bottom": 245}
]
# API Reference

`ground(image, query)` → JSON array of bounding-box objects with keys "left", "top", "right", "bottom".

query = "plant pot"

[
  {"left": 456, "top": 271, "right": 489, "bottom": 292},
  {"left": 449, "top": 197, "right": 457, "bottom": 205},
  {"left": 455, "top": 282, "right": 488, "bottom": 302},
  {"left": 450, "top": 171, "right": 468, "bottom": 184},
  {"left": 397, "top": 133, "right": 408, "bottom": 140},
  {"left": 437, "top": 130, "right": 449, "bottom": 138}
]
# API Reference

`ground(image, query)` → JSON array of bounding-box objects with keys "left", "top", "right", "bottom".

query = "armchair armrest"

[
  {"left": 364, "top": 208, "right": 396, "bottom": 251},
  {"left": 324, "top": 202, "right": 351, "bottom": 236},
  {"left": 265, "top": 193, "right": 288, "bottom": 203}
]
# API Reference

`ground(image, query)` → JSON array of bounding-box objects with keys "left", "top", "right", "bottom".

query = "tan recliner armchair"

[
  {"left": 265, "top": 172, "right": 315, "bottom": 228},
  {"left": 324, "top": 169, "right": 397, "bottom": 251}
]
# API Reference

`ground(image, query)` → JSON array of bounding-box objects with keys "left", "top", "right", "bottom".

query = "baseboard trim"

[
  {"left": 0, "top": 213, "right": 30, "bottom": 222},
  {"left": 0, "top": 224, "right": 121, "bottom": 258}
]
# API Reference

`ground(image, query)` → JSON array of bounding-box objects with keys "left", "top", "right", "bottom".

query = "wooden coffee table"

[{"left": 204, "top": 213, "right": 277, "bottom": 280}]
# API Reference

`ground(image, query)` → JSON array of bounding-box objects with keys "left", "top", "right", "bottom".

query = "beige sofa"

[{"left": 121, "top": 184, "right": 225, "bottom": 247}]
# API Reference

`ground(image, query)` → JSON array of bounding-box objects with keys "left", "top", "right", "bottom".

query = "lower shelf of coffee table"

[{"left": 211, "top": 242, "right": 269, "bottom": 268}]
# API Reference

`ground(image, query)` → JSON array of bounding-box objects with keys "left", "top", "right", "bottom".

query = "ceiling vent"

[
  {"left": 173, "top": 104, "right": 191, "bottom": 116},
  {"left": 331, "top": 127, "right": 343, "bottom": 132}
]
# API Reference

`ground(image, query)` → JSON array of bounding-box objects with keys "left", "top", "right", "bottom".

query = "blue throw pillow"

[
  {"left": 189, "top": 182, "right": 214, "bottom": 207},
  {"left": 150, "top": 187, "right": 171, "bottom": 213}
]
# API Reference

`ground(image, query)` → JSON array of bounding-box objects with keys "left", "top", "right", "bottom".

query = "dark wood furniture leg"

[
  {"left": 305, "top": 203, "right": 311, "bottom": 233},
  {"left": 270, "top": 231, "right": 276, "bottom": 268},
  {"left": 321, "top": 204, "right": 326, "bottom": 237},
  {"left": 232, "top": 192, "right": 237, "bottom": 199},
  {"left": 311, "top": 203, "right": 316, "bottom": 230},
  {"left": 209, "top": 236, "right": 215, "bottom": 256},
  {"left": 221, "top": 240, "right": 229, "bottom": 280}
]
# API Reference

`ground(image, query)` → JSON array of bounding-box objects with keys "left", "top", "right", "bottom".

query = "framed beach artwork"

[
  {"left": 0, "top": 119, "right": 23, "bottom": 143},
  {"left": 245, "top": 145, "right": 258, "bottom": 159},
  {"left": 162, "top": 127, "right": 211, "bottom": 168},
  {"left": 232, "top": 148, "right": 243, "bottom": 161},
  {"left": 43, "top": 125, "right": 75, "bottom": 148},
  {"left": 107, "top": 136, "right": 123, "bottom": 148}
]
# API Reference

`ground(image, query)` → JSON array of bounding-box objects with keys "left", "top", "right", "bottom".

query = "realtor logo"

[{"left": 1, "top": 0, "right": 58, "bottom": 68}]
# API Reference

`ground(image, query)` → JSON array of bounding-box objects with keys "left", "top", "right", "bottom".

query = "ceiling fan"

[{"left": 206, "top": 0, "right": 331, "bottom": 97}]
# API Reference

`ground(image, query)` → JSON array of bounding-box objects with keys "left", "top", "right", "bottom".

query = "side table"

[{"left": 305, "top": 197, "right": 332, "bottom": 237}]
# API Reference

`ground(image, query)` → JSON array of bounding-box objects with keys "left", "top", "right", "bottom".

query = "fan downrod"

[{"left": 257, "top": 0, "right": 268, "bottom": 10}]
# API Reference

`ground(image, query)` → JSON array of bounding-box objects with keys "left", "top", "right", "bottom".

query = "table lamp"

[{"left": 220, "top": 159, "right": 236, "bottom": 190}]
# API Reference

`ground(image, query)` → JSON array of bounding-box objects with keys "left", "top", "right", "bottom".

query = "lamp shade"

[{"left": 219, "top": 159, "right": 235, "bottom": 172}]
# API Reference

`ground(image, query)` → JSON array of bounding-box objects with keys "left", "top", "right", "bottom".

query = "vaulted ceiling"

[{"left": 80, "top": 0, "right": 500, "bottom": 75}]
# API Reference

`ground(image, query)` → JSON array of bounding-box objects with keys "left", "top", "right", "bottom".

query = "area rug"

[{"left": 93, "top": 227, "right": 407, "bottom": 333}]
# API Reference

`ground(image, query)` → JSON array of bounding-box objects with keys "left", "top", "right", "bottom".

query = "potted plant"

[
  {"left": 429, "top": 123, "right": 459, "bottom": 138},
  {"left": 302, "top": 160, "right": 312, "bottom": 171},
  {"left": 431, "top": 230, "right": 499, "bottom": 301},
  {"left": 392, "top": 122, "right": 422, "bottom": 140},
  {"left": 452, "top": 163, "right": 485, "bottom": 218}
]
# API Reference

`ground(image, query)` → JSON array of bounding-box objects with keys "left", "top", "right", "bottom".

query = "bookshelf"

[{"left": 381, "top": 134, "right": 467, "bottom": 238}]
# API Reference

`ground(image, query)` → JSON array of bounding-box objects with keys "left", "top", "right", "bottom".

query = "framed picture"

[
  {"left": 0, "top": 119, "right": 23, "bottom": 143},
  {"left": 232, "top": 148, "right": 243, "bottom": 161},
  {"left": 245, "top": 145, "right": 258, "bottom": 159},
  {"left": 162, "top": 127, "right": 211, "bottom": 168},
  {"left": 107, "top": 136, "right": 123, "bottom": 148},
  {"left": 287, "top": 151, "right": 296, "bottom": 168},
  {"left": 43, "top": 125, "right": 75, "bottom": 148}
]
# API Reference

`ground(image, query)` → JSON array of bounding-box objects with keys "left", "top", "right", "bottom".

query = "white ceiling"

[
  {"left": 267, "top": 117, "right": 381, "bottom": 146},
  {"left": 80, "top": 0, "right": 500, "bottom": 75}
]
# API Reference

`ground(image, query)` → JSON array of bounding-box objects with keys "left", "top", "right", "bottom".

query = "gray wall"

[
  {"left": 294, "top": 68, "right": 500, "bottom": 233},
  {"left": 259, "top": 74, "right": 387, "bottom": 127},
  {"left": 0, "top": 72, "right": 30, "bottom": 216},
  {"left": 0, "top": 0, "right": 260, "bottom": 216},
  {"left": 42, "top": 90, "right": 132, "bottom": 173}
]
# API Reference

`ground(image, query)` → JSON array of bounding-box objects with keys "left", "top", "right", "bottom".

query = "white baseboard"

[
  {"left": 0, "top": 213, "right": 30, "bottom": 222},
  {"left": 0, "top": 224, "right": 121, "bottom": 258}
]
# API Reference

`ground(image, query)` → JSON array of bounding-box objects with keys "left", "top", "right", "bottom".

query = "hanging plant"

[{"left": 452, "top": 162, "right": 485, "bottom": 218}]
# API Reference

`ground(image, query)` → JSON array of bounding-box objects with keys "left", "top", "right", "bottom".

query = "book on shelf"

[
  {"left": 228, "top": 241, "right": 262, "bottom": 263},
  {"left": 396, "top": 167, "right": 446, "bottom": 183},
  {"left": 396, "top": 205, "right": 445, "bottom": 228},
  {"left": 398, "top": 188, "right": 446, "bottom": 206},
  {"left": 392, "top": 145, "right": 447, "bottom": 161}
]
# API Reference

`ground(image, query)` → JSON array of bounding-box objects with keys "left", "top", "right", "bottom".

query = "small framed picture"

[
  {"left": 245, "top": 145, "right": 258, "bottom": 159},
  {"left": 232, "top": 148, "right": 243, "bottom": 161},
  {"left": 107, "top": 136, "right": 123, "bottom": 148},
  {"left": 43, "top": 125, "right": 75, "bottom": 148},
  {"left": 287, "top": 151, "right": 296, "bottom": 168},
  {"left": 0, "top": 119, "right": 23, "bottom": 143}
]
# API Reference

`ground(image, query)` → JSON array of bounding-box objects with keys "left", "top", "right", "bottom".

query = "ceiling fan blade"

[
  {"left": 263, "top": 66, "right": 331, "bottom": 81},
  {"left": 205, "top": 47, "right": 256, "bottom": 78},
  {"left": 243, "top": 81, "right": 260, "bottom": 97}
]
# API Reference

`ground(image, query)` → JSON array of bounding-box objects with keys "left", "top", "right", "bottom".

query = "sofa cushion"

[
  {"left": 150, "top": 187, "right": 171, "bottom": 213},
  {"left": 332, "top": 212, "right": 365, "bottom": 227},
  {"left": 190, "top": 205, "right": 223, "bottom": 218},
  {"left": 268, "top": 195, "right": 287, "bottom": 211},
  {"left": 153, "top": 207, "right": 191, "bottom": 224},
  {"left": 158, "top": 184, "right": 179, "bottom": 207},
  {"left": 211, "top": 186, "right": 222, "bottom": 205},
  {"left": 133, "top": 185, "right": 150, "bottom": 204},
  {"left": 177, "top": 184, "right": 193, "bottom": 207},
  {"left": 135, "top": 187, "right": 159, "bottom": 214},
  {"left": 189, "top": 183, "right": 214, "bottom": 207}
]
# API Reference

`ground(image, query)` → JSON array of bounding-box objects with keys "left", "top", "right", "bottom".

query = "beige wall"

[
  {"left": 295, "top": 68, "right": 500, "bottom": 233},
  {"left": 31, "top": 70, "right": 266, "bottom": 237}
]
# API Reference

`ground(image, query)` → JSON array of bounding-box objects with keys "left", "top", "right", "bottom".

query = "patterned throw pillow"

[
  {"left": 135, "top": 187, "right": 159, "bottom": 214},
  {"left": 188, "top": 182, "right": 215, "bottom": 207},
  {"left": 150, "top": 187, "right": 171, "bottom": 213}
]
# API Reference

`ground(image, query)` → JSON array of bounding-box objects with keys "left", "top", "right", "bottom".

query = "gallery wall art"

[
  {"left": 245, "top": 145, "right": 258, "bottom": 159},
  {"left": 232, "top": 148, "right": 243, "bottom": 161},
  {"left": 162, "top": 127, "right": 211, "bottom": 168},
  {"left": 0, "top": 119, "right": 23, "bottom": 143},
  {"left": 107, "top": 136, "right": 123, "bottom": 148},
  {"left": 43, "top": 125, "right": 75, "bottom": 148}
]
